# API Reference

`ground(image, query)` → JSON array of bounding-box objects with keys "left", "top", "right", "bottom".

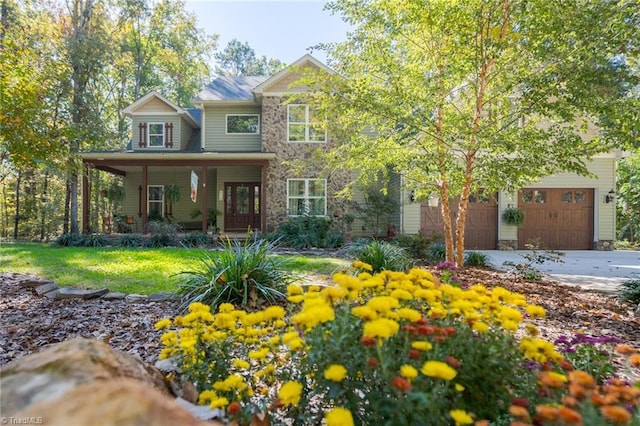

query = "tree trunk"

[
  {"left": 39, "top": 170, "right": 49, "bottom": 240},
  {"left": 63, "top": 177, "right": 71, "bottom": 234},
  {"left": 13, "top": 171, "right": 21, "bottom": 239}
]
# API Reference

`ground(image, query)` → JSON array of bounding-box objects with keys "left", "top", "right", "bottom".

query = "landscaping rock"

[
  {"left": 15, "top": 378, "right": 217, "bottom": 426},
  {"left": 149, "top": 292, "right": 177, "bottom": 302},
  {"left": 43, "top": 289, "right": 59, "bottom": 299},
  {"left": 33, "top": 282, "right": 58, "bottom": 296},
  {"left": 55, "top": 287, "right": 109, "bottom": 300},
  {"left": 102, "top": 292, "right": 127, "bottom": 300},
  {"left": 125, "top": 294, "right": 149, "bottom": 303},
  {"left": 19, "top": 278, "right": 55, "bottom": 288},
  {"left": 0, "top": 337, "right": 169, "bottom": 416},
  {"left": 175, "top": 397, "right": 225, "bottom": 421}
]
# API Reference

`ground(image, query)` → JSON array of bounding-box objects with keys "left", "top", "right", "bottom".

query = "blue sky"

[{"left": 184, "top": 0, "right": 352, "bottom": 66}]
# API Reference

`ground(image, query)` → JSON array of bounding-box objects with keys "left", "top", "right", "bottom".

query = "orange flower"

[
  {"left": 511, "top": 398, "right": 530, "bottom": 409},
  {"left": 615, "top": 344, "right": 636, "bottom": 355},
  {"left": 568, "top": 383, "right": 587, "bottom": 400},
  {"left": 535, "top": 405, "right": 559, "bottom": 422},
  {"left": 227, "top": 402, "right": 241, "bottom": 415},
  {"left": 508, "top": 405, "right": 530, "bottom": 420},
  {"left": 538, "top": 371, "right": 567, "bottom": 389},
  {"left": 590, "top": 392, "right": 606, "bottom": 406},
  {"left": 568, "top": 370, "right": 596, "bottom": 389},
  {"left": 360, "top": 336, "right": 376, "bottom": 347},
  {"left": 600, "top": 405, "right": 631, "bottom": 424},
  {"left": 367, "top": 357, "right": 379, "bottom": 367},
  {"left": 445, "top": 355, "right": 461, "bottom": 369},
  {"left": 562, "top": 395, "right": 579, "bottom": 408},
  {"left": 629, "top": 353, "right": 640, "bottom": 368},
  {"left": 392, "top": 376, "right": 412, "bottom": 391},
  {"left": 558, "top": 407, "right": 582, "bottom": 425}
]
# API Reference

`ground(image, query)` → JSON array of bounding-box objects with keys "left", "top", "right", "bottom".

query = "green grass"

[{"left": 0, "top": 243, "right": 347, "bottom": 295}]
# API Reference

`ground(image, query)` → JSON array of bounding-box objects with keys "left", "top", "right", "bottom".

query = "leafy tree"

[
  {"left": 214, "top": 39, "right": 285, "bottom": 76},
  {"left": 303, "top": 0, "right": 639, "bottom": 265},
  {"left": 617, "top": 152, "right": 640, "bottom": 244}
]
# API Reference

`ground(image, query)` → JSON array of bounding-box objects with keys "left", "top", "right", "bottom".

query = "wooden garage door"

[
  {"left": 420, "top": 190, "right": 498, "bottom": 249},
  {"left": 517, "top": 188, "right": 593, "bottom": 250}
]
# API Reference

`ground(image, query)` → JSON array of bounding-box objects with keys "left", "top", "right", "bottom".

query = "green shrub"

[
  {"left": 271, "top": 215, "right": 343, "bottom": 249},
  {"left": 53, "top": 232, "right": 82, "bottom": 247},
  {"left": 181, "top": 233, "right": 211, "bottom": 248},
  {"left": 464, "top": 251, "right": 491, "bottom": 268},
  {"left": 347, "top": 239, "right": 413, "bottom": 273},
  {"left": 502, "top": 207, "right": 525, "bottom": 226},
  {"left": 78, "top": 234, "right": 111, "bottom": 247},
  {"left": 394, "top": 234, "right": 441, "bottom": 260},
  {"left": 618, "top": 279, "right": 640, "bottom": 305},
  {"left": 175, "top": 236, "right": 295, "bottom": 311},
  {"left": 428, "top": 242, "right": 447, "bottom": 263},
  {"left": 115, "top": 233, "right": 143, "bottom": 247},
  {"left": 144, "top": 220, "right": 179, "bottom": 247}
]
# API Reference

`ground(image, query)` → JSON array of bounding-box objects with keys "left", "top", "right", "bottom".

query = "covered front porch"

[{"left": 80, "top": 152, "right": 275, "bottom": 234}]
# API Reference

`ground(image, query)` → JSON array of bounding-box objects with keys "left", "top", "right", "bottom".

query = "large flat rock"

[{"left": 55, "top": 287, "right": 109, "bottom": 300}]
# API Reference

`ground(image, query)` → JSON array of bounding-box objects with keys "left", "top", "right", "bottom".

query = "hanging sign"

[{"left": 191, "top": 170, "right": 198, "bottom": 202}]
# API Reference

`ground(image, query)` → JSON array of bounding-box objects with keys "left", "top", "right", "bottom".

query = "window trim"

[
  {"left": 225, "top": 114, "right": 261, "bottom": 135},
  {"left": 287, "top": 104, "right": 327, "bottom": 143},
  {"left": 286, "top": 178, "right": 327, "bottom": 216},
  {"left": 147, "top": 185, "right": 164, "bottom": 218},
  {"left": 147, "top": 122, "right": 165, "bottom": 148}
]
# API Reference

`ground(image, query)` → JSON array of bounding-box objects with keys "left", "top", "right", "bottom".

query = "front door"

[{"left": 224, "top": 182, "right": 261, "bottom": 231}]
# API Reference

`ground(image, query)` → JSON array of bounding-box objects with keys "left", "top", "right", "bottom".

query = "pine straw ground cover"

[{"left": 156, "top": 265, "right": 640, "bottom": 426}]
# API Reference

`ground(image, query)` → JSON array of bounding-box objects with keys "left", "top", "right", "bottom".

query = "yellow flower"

[
  {"left": 400, "top": 364, "right": 418, "bottom": 381},
  {"left": 278, "top": 381, "right": 302, "bottom": 407},
  {"left": 324, "top": 364, "right": 348, "bottom": 382},
  {"left": 351, "top": 306, "right": 378, "bottom": 321},
  {"left": 218, "top": 303, "right": 235, "bottom": 313},
  {"left": 154, "top": 318, "right": 171, "bottom": 330},
  {"left": 325, "top": 407, "right": 354, "bottom": 426},
  {"left": 351, "top": 260, "right": 373, "bottom": 271},
  {"left": 472, "top": 321, "right": 489, "bottom": 334},
  {"left": 248, "top": 347, "right": 270, "bottom": 360},
  {"left": 411, "top": 341, "right": 433, "bottom": 351},
  {"left": 264, "top": 305, "right": 286, "bottom": 321},
  {"left": 362, "top": 318, "right": 400, "bottom": 339},
  {"left": 450, "top": 409, "right": 473, "bottom": 425},
  {"left": 210, "top": 397, "right": 229, "bottom": 409},
  {"left": 455, "top": 383, "right": 465, "bottom": 392},
  {"left": 525, "top": 304, "right": 546, "bottom": 318},
  {"left": 421, "top": 360, "right": 457, "bottom": 381},
  {"left": 397, "top": 308, "right": 421, "bottom": 322},
  {"left": 287, "top": 284, "right": 303, "bottom": 296},
  {"left": 232, "top": 359, "right": 250, "bottom": 370}
]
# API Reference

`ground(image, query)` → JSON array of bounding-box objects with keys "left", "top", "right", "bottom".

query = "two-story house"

[
  {"left": 80, "top": 54, "right": 620, "bottom": 250},
  {"left": 80, "top": 54, "right": 352, "bottom": 237}
]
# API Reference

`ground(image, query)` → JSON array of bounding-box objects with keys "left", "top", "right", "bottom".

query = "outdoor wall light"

[{"left": 605, "top": 189, "right": 616, "bottom": 204}]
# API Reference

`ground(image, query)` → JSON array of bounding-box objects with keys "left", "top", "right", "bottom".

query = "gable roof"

[
  {"left": 253, "top": 54, "right": 335, "bottom": 95},
  {"left": 122, "top": 91, "right": 200, "bottom": 128},
  {"left": 194, "top": 76, "right": 269, "bottom": 101}
]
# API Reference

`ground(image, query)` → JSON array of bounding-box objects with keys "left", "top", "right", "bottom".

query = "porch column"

[
  {"left": 261, "top": 163, "right": 267, "bottom": 232},
  {"left": 142, "top": 165, "right": 148, "bottom": 233},
  {"left": 201, "top": 166, "right": 208, "bottom": 233},
  {"left": 82, "top": 164, "right": 90, "bottom": 234}
]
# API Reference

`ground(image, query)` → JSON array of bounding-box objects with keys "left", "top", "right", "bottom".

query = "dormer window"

[
  {"left": 287, "top": 104, "right": 326, "bottom": 142},
  {"left": 148, "top": 123, "right": 164, "bottom": 147}
]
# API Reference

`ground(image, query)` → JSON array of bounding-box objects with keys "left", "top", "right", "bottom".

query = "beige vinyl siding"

[
  {"left": 517, "top": 158, "right": 616, "bottom": 241},
  {"left": 130, "top": 115, "right": 181, "bottom": 151},
  {"left": 202, "top": 106, "right": 261, "bottom": 152},
  {"left": 179, "top": 117, "right": 194, "bottom": 150},
  {"left": 497, "top": 191, "right": 519, "bottom": 241},
  {"left": 142, "top": 97, "right": 176, "bottom": 113},
  {"left": 402, "top": 193, "right": 422, "bottom": 235}
]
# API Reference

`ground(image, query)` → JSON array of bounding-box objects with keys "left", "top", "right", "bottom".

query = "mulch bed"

[{"left": 1, "top": 268, "right": 638, "bottom": 373}]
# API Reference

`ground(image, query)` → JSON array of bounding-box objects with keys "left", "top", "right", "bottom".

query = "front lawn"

[{"left": 0, "top": 243, "right": 347, "bottom": 294}]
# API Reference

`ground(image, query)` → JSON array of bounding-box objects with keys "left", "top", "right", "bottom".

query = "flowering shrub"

[
  {"left": 158, "top": 263, "right": 576, "bottom": 424},
  {"left": 554, "top": 333, "right": 623, "bottom": 383}
]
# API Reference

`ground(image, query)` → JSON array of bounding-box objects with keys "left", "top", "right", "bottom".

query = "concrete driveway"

[{"left": 475, "top": 250, "right": 640, "bottom": 294}]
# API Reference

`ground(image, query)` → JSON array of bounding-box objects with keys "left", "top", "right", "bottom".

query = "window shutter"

[
  {"left": 138, "top": 123, "right": 147, "bottom": 147},
  {"left": 165, "top": 123, "right": 174, "bottom": 148}
]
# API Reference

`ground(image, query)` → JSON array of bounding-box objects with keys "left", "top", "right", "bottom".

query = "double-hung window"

[
  {"left": 287, "top": 104, "right": 326, "bottom": 142},
  {"left": 148, "top": 123, "right": 164, "bottom": 147},
  {"left": 148, "top": 185, "right": 164, "bottom": 218},
  {"left": 226, "top": 114, "right": 260, "bottom": 134},
  {"left": 287, "top": 179, "right": 326, "bottom": 216}
]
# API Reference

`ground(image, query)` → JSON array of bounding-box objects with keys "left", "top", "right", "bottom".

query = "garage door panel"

[
  {"left": 518, "top": 188, "right": 593, "bottom": 250},
  {"left": 420, "top": 190, "right": 497, "bottom": 250}
]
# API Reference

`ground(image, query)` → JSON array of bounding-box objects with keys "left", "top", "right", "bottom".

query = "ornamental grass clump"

[
  {"left": 174, "top": 236, "right": 295, "bottom": 311},
  {"left": 158, "top": 263, "right": 587, "bottom": 425}
]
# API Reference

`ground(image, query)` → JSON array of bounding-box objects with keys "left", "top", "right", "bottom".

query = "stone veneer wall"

[
  {"left": 261, "top": 96, "right": 353, "bottom": 232},
  {"left": 593, "top": 240, "right": 615, "bottom": 251}
]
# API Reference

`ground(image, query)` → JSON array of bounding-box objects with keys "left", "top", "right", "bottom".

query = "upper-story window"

[
  {"left": 287, "top": 104, "right": 326, "bottom": 142},
  {"left": 148, "top": 123, "right": 164, "bottom": 147},
  {"left": 226, "top": 114, "right": 260, "bottom": 134}
]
